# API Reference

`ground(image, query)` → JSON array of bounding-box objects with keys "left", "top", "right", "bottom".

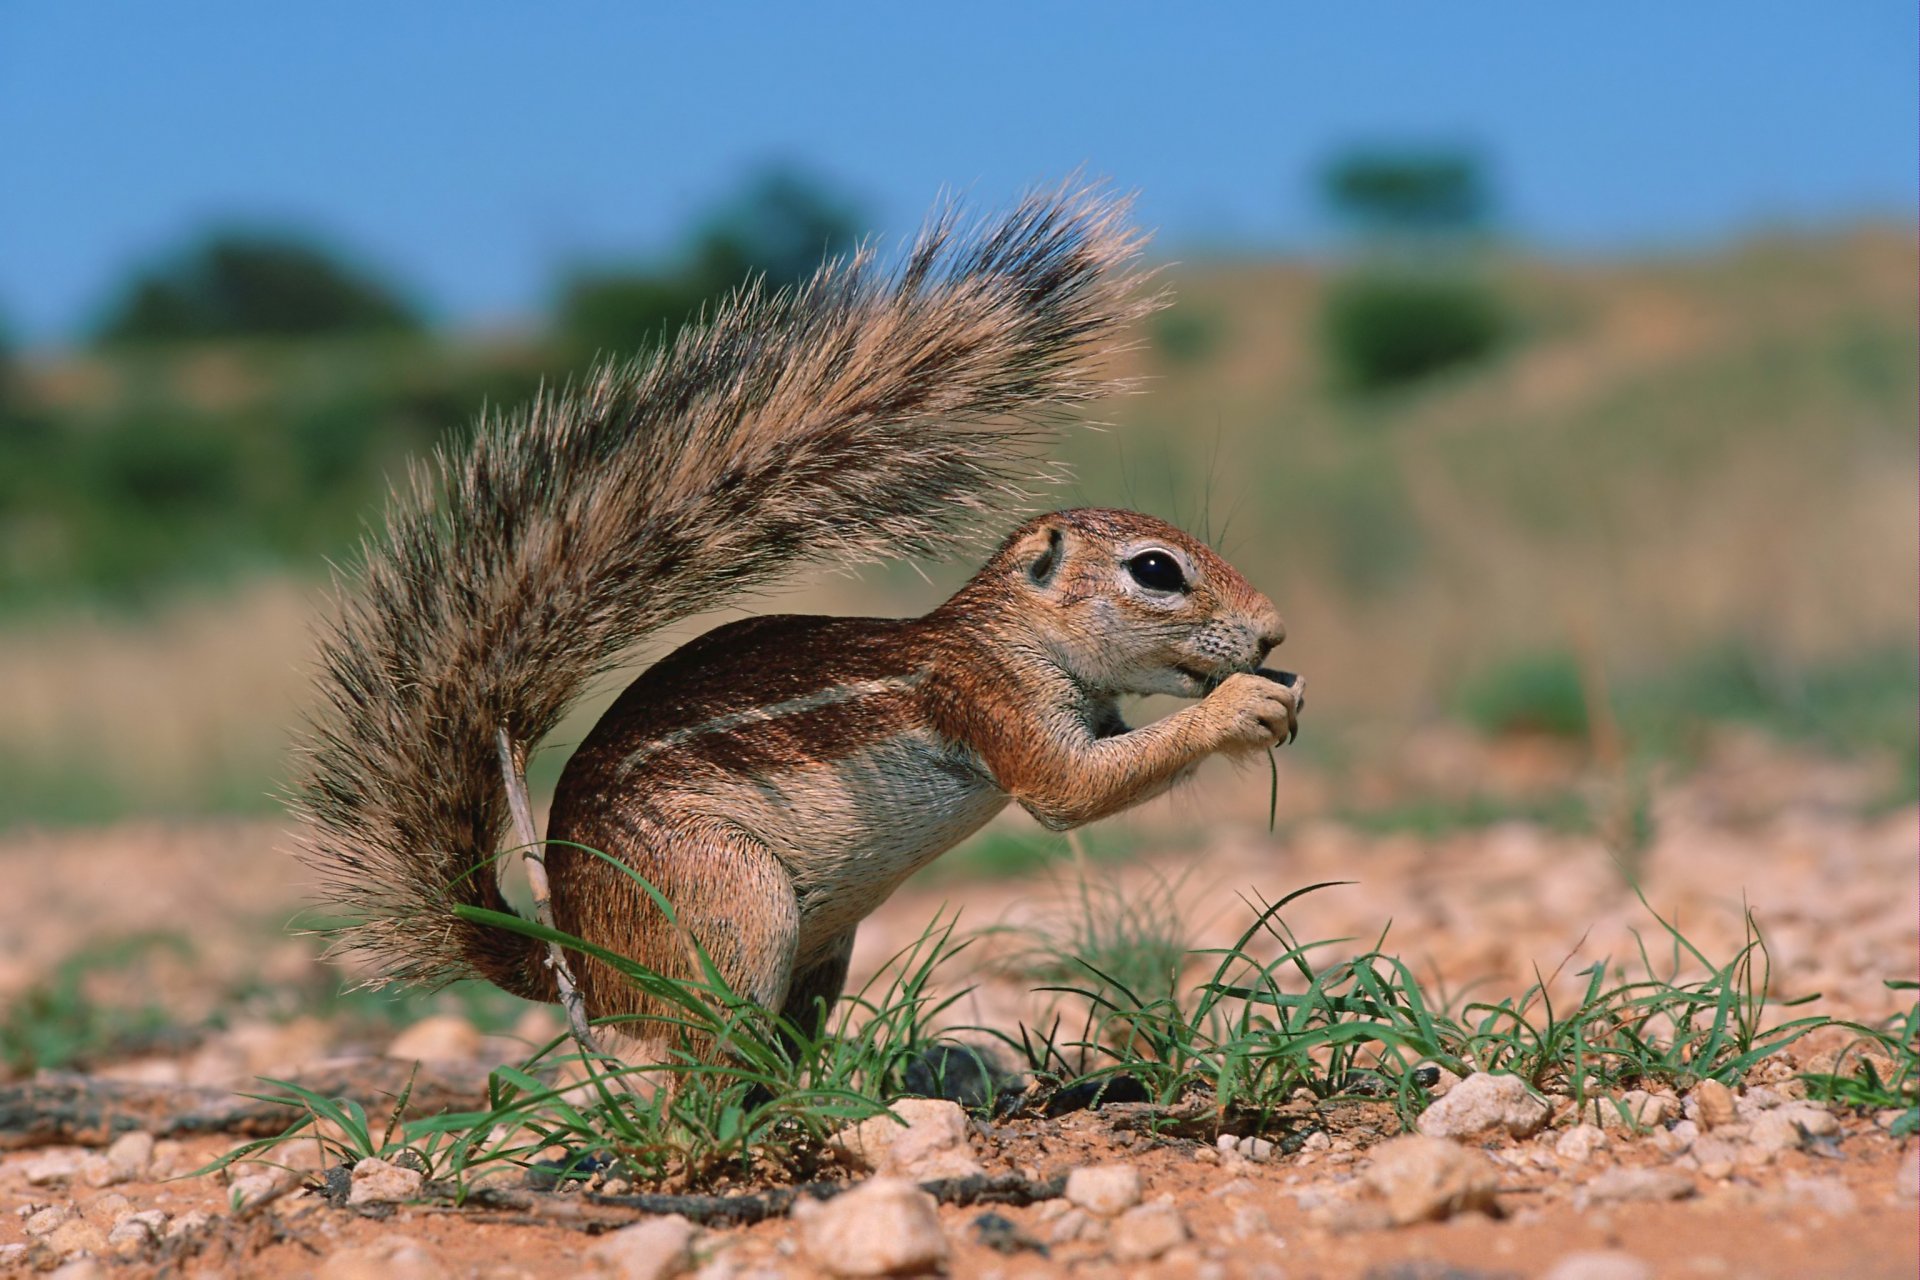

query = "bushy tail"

[{"left": 294, "top": 182, "right": 1156, "bottom": 996}]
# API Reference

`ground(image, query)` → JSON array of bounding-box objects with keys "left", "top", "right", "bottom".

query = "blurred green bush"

[
  {"left": 96, "top": 232, "right": 421, "bottom": 344},
  {"left": 1321, "top": 272, "right": 1510, "bottom": 392}
]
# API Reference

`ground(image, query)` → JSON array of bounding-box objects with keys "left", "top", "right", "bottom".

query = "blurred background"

[
  {"left": 2, "top": 2, "right": 1913, "bottom": 829},
  {"left": 0, "top": 5, "right": 1914, "bottom": 1068}
]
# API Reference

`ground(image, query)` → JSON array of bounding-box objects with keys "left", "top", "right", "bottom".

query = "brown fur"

[
  {"left": 295, "top": 183, "right": 1160, "bottom": 995},
  {"left": 543, "top": 508, "right": 1300, "bottom": 1047}
]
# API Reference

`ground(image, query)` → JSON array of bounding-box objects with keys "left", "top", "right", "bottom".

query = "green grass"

[
  {"left": 1004, "top": 878, "right": 1833, "bottom": 1133},
  {"left": 204, "top": 851, "right": 1873, "bottom": 1194},
  {"left": 1801, "top": 980, "right": 1920, "bottom": 1137}
]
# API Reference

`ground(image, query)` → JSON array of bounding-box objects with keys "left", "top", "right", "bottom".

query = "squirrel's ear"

[{"left": 1025, "top": 526, "right": 1065, "bottom": 588}]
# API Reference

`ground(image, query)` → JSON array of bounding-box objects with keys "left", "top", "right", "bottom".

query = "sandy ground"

[{"left": 0, "top": 730, "right": 1914, "bottom": 1277}]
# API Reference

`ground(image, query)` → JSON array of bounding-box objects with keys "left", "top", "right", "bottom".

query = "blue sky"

[{"left": 3, "top": 3, "right": 1914, "bottom": 344}]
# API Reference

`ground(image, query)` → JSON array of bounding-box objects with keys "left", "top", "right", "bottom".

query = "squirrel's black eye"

[{"left": 1126, "top": 550, "right": 1188, "bottom": 593}]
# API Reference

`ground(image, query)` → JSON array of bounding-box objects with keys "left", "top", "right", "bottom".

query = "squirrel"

[{"left": 296, "top": 183, "right": 1304, "bottom": 1055}]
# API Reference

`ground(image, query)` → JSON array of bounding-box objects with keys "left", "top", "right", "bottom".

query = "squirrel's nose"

[{"left": 1254, "top": 609, "right": 1286, "bottom": 662}]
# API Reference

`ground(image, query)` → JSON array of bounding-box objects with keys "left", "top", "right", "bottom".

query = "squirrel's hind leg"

[{"left": 549, "top": 815, "right": 802, "bottom": 1065}]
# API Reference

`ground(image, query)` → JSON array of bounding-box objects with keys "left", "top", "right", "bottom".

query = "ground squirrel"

[{"left": 297, "top": 183, "right": 1304, "bottom": 1054}]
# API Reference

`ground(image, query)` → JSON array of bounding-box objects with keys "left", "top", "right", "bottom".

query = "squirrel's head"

[{"left": 970, "top": 508, "right": 1286, "bottom": 698}]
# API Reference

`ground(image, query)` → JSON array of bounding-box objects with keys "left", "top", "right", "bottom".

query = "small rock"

[
  {"left": 1581, "top": 1167, "right": 1694, "bottom": 1204},
  {"left": 1578, "top": 1092, "right": 1666, "bottom": 1131},
  {"left": 1215, "top": 1134, "right": 1239, "bottom": 1151},
  {"left": 1690, "top": 1136, "right": 1742, "bottom": 1179},
  {"left": 24, "top": 1150, "right": 84, "bottom": 1186},
  {"left": 829, "top": 1099, "right": 983, "bottom": 1180},
  {"left": 794, "top": 1177, "right": 948, "bottom": 1277},
  {"left": 105, "top": 1131, "right": 155, "bottom": 1183},
  {"left": 27, "top": 1203, "right": 76, "bottom": 1235},
  {"left": 1065, "top": 1163, "right": 1143, "bottom": 1217},
  {"left": 1046, "top": 1207, "right": 1102, "bottom": 1245},
  {"left": 166, "top": 1210, "right": 212, "bottom": 1239},
  {"left": 78, "top": 1154, "right": 119, "bottom": 1189},
  {"left": 1618, "top": 1090, "right": 1671, "bottom": 1128},
  {"left": 1362, "top": 1135, "right": 1500, "bottom": 1224},
  {"left": 1543, "top": 1249, "right": 1654, "bottom": 1280},
  {"left": 1689, "top": 1080, "right": 1739, "bottom": 1130},
  {"left": 49, "top": 1261, "right": 106, "bottom": 1280},
  {"left": 228, "top": 1169, "right": 288, "bottom": 1209},
  {"left": 1736, "top": 1085, "right": 1788, "bottom": 1118},
  {"left": 387, "top": 1013, "right": 483, "bottom": 1062},
  {"left": 1555, "top": 1124, "right": 1610, "bottom": 1163},
  {"left": 1110, "top": 1202, "right": 1189, "bottom": 1263},
  {"left": 1301, "top": 1131, "right": 1332, "bottom": 1153},
  {"left": 81, "top": 1193, "right": 131, "bottom": 1225},
  {"left": 151, "top": 1139, "right": 188, "bottom": 1178},
  {"left": 1417, "top": 1072, "right": 1549, "bottom": 1140},
  {"left": 0, "top": 1244, "right": 24, "bottom": 1268},
  {"left": 48, "top": 1217, "right": 108, "bottom": 1259},
  {"left": 586, "top": 1214, "right": 698, "bottom": 1279},
  {"left": 107, "top": 1209, "right": 168, "bottom": 1250},
  {"left": 347, "top": 1156, "right": 424, "bottom": 1206},
  {"left": 1748, "top": 1104, "right": 1838, "bottom": 1154},
  {"left": 1240, "top": 1136, "right": 1275, "bottom": 1162}
]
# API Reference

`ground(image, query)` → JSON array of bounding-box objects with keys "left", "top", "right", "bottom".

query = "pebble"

[
  {"left": 585, "top": 1214, "right": 698, "bottom": 1279},
  {"left": 1577, "top": 1091, "right": 1667, "bottom": 1131},
  {"left": 105, "top": 1131, "right": 155, "bottom": 1183},
  {"left": 82, "top": 1193, "right": 131, "bottom": 1225},
  {"left": 228, "top": 1169, "right": 289, "bottom": 1209},
  {"left": 24, "top": 1150, "right": 84, "bottom": 1186},
  {"left": 1361, "top": 1135, "right": 1500, "bottom": 1224},
  {"left": 1748, "top": 1103, "right": 1839, "bottom": 1153},
  {"left": 27, "top": 1203, "right": 77, "bottom": 1235},
  {"left": 1555, "top": 1124, "right": 1610, "bottom": 1163},
  {"left": 829, "top": 1099, "right": 983, "bottom": 1180},
  {"left": 1580, "top": 1167, "right": 1695, "bottom": 1204},
  {"left": 106, "top": 1209, "right": 168, "bottom": 1251},
  {"left": 48, "top": 1217, "right": 108, "bottom": 1259},
  {"left": 1689, "top": 1079, "right": 1739, "bottom": 1130},
  {"left": 347, "top": 1156, "right": 425, "bottom": 1206},
  {"left": 1542, "top": 1249, "right": 1654, "bottom": 1280},
  {"left": 167, "top": 1210, "right": 212, "bottom": 1239},
  {"left": 1047, "top": 1207, "right": 1102, "bottom": 1245},
  {"left": 1065, "top": 1163, "right": 1143, "bottom": 1217},
  {"left": 794, "top": 1177, "right": 948, "bottom": 1277},
  {"left": 1688, "top": 1135, "right": 1742, "bottom": 1179},
  {"left": 387, "top": 1013, "right": 484, "bottom": 1062},
  {"left": 1240, "top": 1136, "right": 1275, "bottom": 1162},
  {"left": 1110, "top": 1202, "right": 1190, "bottom": 1262},
  {"left": 1417, "top": 1072, "right": 1549, "bottom": 1140}
]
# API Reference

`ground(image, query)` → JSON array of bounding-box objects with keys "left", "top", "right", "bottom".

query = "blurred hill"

[{"left": 0, "top": 225, "right": 1912, "bottom": 829}]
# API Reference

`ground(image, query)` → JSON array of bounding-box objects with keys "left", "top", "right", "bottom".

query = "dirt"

[{"left": 0, "top": 730, "right": 1914, "bottom": 1278}]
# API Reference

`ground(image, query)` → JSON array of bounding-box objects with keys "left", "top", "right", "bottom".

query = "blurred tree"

[
  {"left": 1322, "top": 148, "right": 1490, "bottom": 240},
  {"left": 558, "top": 166, "right": 864, "bottom": 358},
  {"left": 95, "top": 231, "right": 421, "bottom": 344},
  {"left": 1316, "top": 146, "right": 1509, "bottom": 393}
]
